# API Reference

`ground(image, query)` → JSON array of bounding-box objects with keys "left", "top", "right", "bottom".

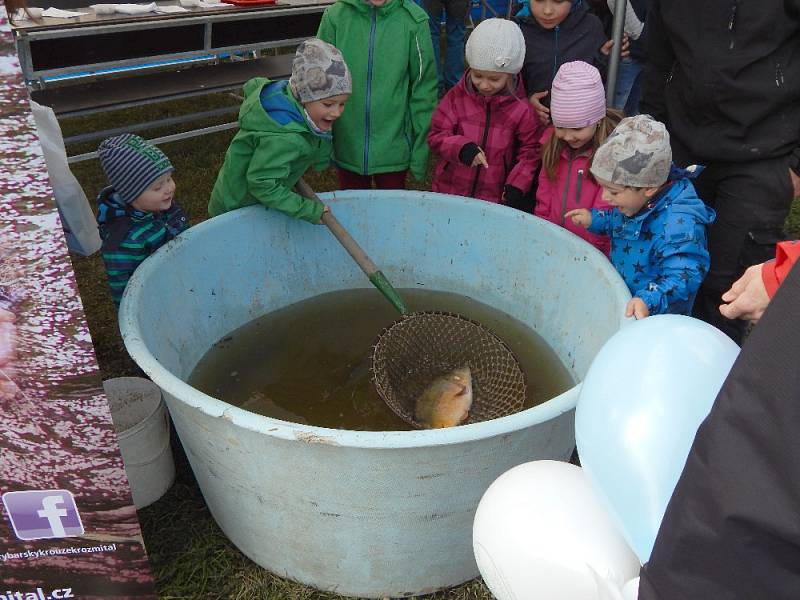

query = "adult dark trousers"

[
  {"left": 639, "top": 254, "right": 800, "bottom": 599},
  {"left": 673, "top": 145, "right": 794, "bottom": 344}
]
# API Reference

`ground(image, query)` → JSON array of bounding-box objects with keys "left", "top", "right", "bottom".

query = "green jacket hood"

[{"left": 239, "top": 77, "right": 309, "bottom": 135}]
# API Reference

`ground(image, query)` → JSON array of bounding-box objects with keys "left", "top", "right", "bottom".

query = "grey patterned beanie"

[
  {"left": 98, "top": 133, "right": 173, "bottom": 205},
  {"left": 590, "top": 115, "right": 672, "bottom": 188},
  {"left": 289, "top": 38, "right": 352, "bottom": 103}
]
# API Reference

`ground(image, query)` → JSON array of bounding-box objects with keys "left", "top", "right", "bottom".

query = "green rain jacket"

[
  {"left": 317, "top": 0, "right": 437, "bottom": 181},
  {"left": 208, "top": 78, "right": 329, "bottom": 222}
]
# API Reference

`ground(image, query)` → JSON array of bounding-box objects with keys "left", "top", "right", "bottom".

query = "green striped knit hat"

[{"left": 98, "top": 134, "right": 174, "bottom": 205}]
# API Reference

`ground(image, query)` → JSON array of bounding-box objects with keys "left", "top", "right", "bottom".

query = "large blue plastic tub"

[{"left": 120, "top": 190, "right": 630, "bottom": 597}]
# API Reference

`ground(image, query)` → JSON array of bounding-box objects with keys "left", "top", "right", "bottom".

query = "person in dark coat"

[
  {"left": 639, "top": 241, "right": 800, "bottom": 599},
  {"left": 641, "top": 0, "right": 800, "bottom": 345}
]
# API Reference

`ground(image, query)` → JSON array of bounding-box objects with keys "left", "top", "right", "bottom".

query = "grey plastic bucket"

[
  {"left": 119, "top": 191, "right": 631, "bottom": 597},
  {"left": 103, "top": 376, "right": 176, "bottom": 509}
]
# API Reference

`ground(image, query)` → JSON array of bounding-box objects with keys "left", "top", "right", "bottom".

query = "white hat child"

[{"left": 465, "top": 18, "right": 525, "bottom": 74}]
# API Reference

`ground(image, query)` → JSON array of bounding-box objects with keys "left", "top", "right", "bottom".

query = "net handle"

[{"left": 295, "top": 178, "right": 408, "bottom": 315}]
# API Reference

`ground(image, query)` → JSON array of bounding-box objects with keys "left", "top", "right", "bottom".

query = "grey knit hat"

[
  {"left": 289, "top": 38, "right": 352, "bottom": 103},
  {"left": 97, "top": 134, "right": 174, "bottom": 205},
  {"left": 465, "top": 18, "right": 525, "bottom": 74},
  {"left": 590, "top": 115, "right": 672, "bottom": 188}
]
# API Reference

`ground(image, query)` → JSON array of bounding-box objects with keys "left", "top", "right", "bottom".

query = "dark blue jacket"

[
  {"left": 96, "top": 188, "right": 189, "bottom": 307},
  {"left": 516, "top": 2, "right": 608, "bottom": 102},
  {"left": 588, "top": 176, "right": 715, "bottom": 315}
]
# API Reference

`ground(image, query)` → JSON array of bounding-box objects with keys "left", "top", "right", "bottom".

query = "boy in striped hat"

[{"left": 96, "top": 133, "right": 188, "bottom": 307}]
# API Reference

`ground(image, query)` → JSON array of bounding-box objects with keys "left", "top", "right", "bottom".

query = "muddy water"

[{"left": 189, "top": 288, "right": 574, "bottom": 431}]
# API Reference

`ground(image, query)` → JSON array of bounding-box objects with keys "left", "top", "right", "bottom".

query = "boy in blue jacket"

[
  {"left": 567, "top": 114, "right": 715, "bottom": 318},
  {"left": 96, "top": 134, "right": 189, "bottom": 307}
]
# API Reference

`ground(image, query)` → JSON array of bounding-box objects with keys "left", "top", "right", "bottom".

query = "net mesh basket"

[{"left": 371, "top": 311, "right": 527, "bottom": 429}]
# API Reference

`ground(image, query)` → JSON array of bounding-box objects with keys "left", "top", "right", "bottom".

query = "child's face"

[
  {"left": 367, "top": 0, "right": 388, "bottom": 6},
  {"left": 304, "top": 94, "right": 349, "bottom": 132},
  {"left": 597, "top": 178, "right": 658, "bottom": 217},
  {"left": 131, "top": 173, "right": 175, "bottom": 212},
  {"left": 554, "top": 123, "right": 597, "bottom": 150},
  {"left": 530, "top": 0, "right": 572, "bottom": 29},
  {"left": 470, "top": 69, "right": 513, "bottom": 96}
]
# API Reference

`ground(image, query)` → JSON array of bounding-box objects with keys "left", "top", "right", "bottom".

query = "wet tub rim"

[{"left": 120, "top": 191, "right": 625, "bottom": 450}]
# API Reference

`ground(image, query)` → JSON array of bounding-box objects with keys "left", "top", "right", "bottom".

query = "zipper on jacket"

[
  {"left": 364, "top": 7, "right": 377, "bottom": 174},
  {"left": 552, "top": 25, "right": 560, "bottom": 81},
  {"left": 469, "top": 103, "right": 492, "bottom": 198},
  {"left": 666, "top": 61, "right": 676, "bottom": 84},
  {"left": 575, "top": 168, "right": 584, "bottom": 208},
  {"left": 776, "top": 62, "right": 785, "bottom": 88},
  {"left": 560, "top": 151, "right": 574, "bottom": 226},
  {"left": 727, "top": 0, "right": 738, "bottom": 50}
]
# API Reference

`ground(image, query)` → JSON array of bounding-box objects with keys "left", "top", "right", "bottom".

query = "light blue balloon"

[{"left": 575, "top": 315, "right": 739, "bottom": 564}]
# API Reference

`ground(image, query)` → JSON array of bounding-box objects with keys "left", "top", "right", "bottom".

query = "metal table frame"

[{"left": 12, "top": 0, "right": 332, "bottom": 88}]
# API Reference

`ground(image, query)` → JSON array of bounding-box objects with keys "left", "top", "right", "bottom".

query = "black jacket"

[
  {"left": 641, "top": 0, "right": 800, "bottom": 164},
  {"left": 639, "top": 256, "right": 800, "bottom": 599},
  {"left": 516, "top": 3, "right": 608, "bottom": 103}
]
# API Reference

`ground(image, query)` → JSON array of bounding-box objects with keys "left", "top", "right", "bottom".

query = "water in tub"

[{"left": 188, "top": 289, "right": 574, "bottom": 431}]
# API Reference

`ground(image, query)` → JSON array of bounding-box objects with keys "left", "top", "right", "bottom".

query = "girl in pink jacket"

[
  {"left": 428, "top": 18, "right": 542, "bottom": 206},
  {"left": 534, "top": 61, "right": 622, "bottom": 255}
]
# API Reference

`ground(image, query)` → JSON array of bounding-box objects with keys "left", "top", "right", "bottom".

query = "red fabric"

[
  {"left": 428, "top": 74, "right": 543, "bottom": 203},
  {"left": 337, "top": 168, "right": 407, "bottom": 190},
  {"left": 534, "top": 127, "right": 611, "bottom": 255},
  {"left": 761, "top": 240, "right": 800, "bottom": 297}
]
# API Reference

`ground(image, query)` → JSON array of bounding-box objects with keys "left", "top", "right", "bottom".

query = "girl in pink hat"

[
  {"left": 533, "top": 60, "right": 622, "bottom": 255},
  {"left": 428, "top": 19, "right": 542, "bottom": 206}
]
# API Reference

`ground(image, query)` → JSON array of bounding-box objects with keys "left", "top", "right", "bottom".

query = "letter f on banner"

[{"left": 38, "top": 495, "right": 69, "bottom": 537}]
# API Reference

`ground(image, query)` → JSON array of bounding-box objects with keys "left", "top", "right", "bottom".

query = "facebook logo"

[{"left": 2, "top": 489, "right": 84, "bottom": 540}]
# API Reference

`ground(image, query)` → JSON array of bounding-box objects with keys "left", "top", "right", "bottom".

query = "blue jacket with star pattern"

[{"left": 588, "top": 176, "right": 715, "bottom": 315}]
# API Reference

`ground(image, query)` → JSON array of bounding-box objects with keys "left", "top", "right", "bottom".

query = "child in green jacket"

[
  {"left": 208, "top": 38, "right": 352, "bottom": 222},
  {"left": 317, "top": 0, "right": 438, "bottom": 190}
]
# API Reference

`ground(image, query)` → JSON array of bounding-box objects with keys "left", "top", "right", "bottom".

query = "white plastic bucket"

[{"left": 103, "top": 376, "right": 176, "bottom": 509}]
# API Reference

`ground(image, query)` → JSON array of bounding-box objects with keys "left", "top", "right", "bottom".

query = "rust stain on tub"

[{"left": 295, "top": 431, "right": 339, "bottom": 445}]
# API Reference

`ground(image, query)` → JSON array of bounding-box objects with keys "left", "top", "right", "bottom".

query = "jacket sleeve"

[
  {"left": 634, "top": 222, "right": 711, "bottom": 315},
  {"left": 761, "top": 240, "right": 800, "bottom": 297},
  {"left": 246, "top": 136, "right": 324, "bottom": 224},
  {"left": 639, "top": 0, "right": 672, "bottom": 122},
  {"left": 505, "top": 106, "right": 543, "bottom": 194},
  {"left": 427, "top": 95, "right": 473, "bottom": 164},
  {"left": 587, "top": 208, "right": 614, "bottom": 236},
  {"left": 407, "top": 21, "right": 439, "bottom": 181}
]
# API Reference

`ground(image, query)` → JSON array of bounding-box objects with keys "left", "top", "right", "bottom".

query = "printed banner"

[{"left": 0, "top": 6, "right": 158, "bottom": 598}]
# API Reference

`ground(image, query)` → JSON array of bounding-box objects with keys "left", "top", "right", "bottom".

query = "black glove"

[
  {"left": 503, "top": 184, "right": 523, "bottom": 207},
  {"left": 459, "top": 142, "right": 481, "bottom": 166}
]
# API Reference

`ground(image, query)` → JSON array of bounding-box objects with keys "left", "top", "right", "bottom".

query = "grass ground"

[{"left": 64, "top": 93, "right": 800, "bottom": 599}]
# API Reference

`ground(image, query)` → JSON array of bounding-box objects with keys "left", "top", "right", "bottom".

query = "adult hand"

[
  {"left": 472, "top": 150, "right": 488, "bottom": 168},
  {"left": 719, "top": 263, "right": 771, "bottom": 322},
  {"left": 625, "top": 297, "right": 650, "bottom": 319},
  {"left": 565, "top": 208, "right": 592, "bottom": 229},
  {"left": 790, "top": 168, "right": 800, "bottom": 198},
  {"left": 529, "top": 91, "right": 550, "bottom": 125}
]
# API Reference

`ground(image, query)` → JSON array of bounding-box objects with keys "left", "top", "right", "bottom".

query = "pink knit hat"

[{"left": 550, "top": 61, "right": 607, "bottom": 129}]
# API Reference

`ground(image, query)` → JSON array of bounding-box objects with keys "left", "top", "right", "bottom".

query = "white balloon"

[
  {"left": 575, "top": 315, "right": 739, "bottom": 564},
  {"left": 473, "top": 460, "right": 641, "bottom": 600},
  {"left": 622, "top": 577, "right": 640, "bottom": 600}
]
